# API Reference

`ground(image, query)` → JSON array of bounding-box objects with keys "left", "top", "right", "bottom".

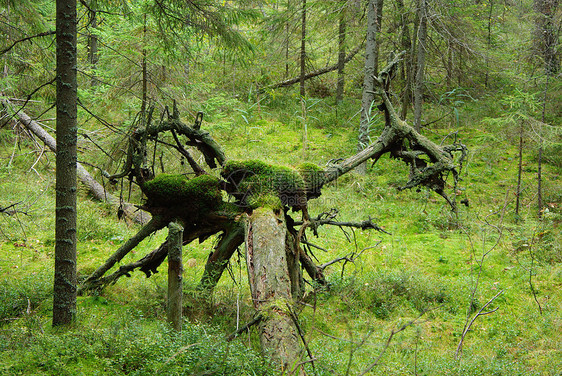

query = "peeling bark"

[
  {"left": 167, "top": 222, "right": 183, "bottom": 332},
  {"left": 245, "top": 209, "right": 303, "bottom": 374}
]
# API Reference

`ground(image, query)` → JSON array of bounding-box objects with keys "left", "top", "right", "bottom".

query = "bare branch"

[{"left": 455, "top": 290, "right": 504, "bottom": 358}]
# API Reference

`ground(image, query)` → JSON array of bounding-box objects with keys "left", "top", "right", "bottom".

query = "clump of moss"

[
  {"left": 222, "top": 160, "right": 307, "bottom": 210},
  {"left": 297, "top": 163, "right": 325, "bottom": 197},
  {"left": 142, "top": 174, "right": 222, "bottom": 214}
]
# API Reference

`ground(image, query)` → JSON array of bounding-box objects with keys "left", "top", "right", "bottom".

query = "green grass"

[{"left": 1, "top": 91, "right": 561, "bottom": 375}]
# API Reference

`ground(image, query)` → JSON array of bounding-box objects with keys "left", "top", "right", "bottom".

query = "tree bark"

[
  {"left": 413, "top": 0, "right": 427, "bottom": 132},
  {"left": 197, "top": 221, "right": 245, "bottom": 293},
  {"left": 53, "top": 0, "right": 78, "bottom": 326},
  {"left": 167, "top": 222, "right": 183, "bottom": 332},
  {"left": 397, "top": 0, "right": 412, "bottom": 120},
  {"left": 357, "top": 0, "right": 380, "bottom": 174},
  {"left": 534, "top": 0, "right": 560, "bottom": 75},
  {"left": 87, "top": 9, "right": 99, "bottom": 87},
  {"left": 245, "top": 209, "right": 303, "bottom": 374},
  {"left": 299, "top": 0, "right": 307, "bottom": 97},
  {"left": 336, "top": 1, "right": 347, "bottom": 105}
]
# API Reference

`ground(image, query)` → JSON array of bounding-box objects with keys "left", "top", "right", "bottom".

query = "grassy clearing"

[{"left": 0, "top": 91, "right": 561, "bottom": 375}]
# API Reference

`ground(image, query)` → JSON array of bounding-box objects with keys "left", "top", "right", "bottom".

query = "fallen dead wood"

[
  {"left": 262, "top": 43, "right": 363, "bottom": 92},
  {"left": 0, "top": 98, "right": 149, "bottom": 224}
]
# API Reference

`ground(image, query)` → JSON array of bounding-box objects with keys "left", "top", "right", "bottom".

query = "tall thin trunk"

[
  {"left": 534, "top": 0, "right": 558, "bottom": 217},
  {"left": 397, "top": 0, "right": 412, "bottom": 120},
  {"left": 53, "top": 0, "right": 78, "bottom": 326},
  {"left": 87, "top": 10, "right": 99, "bottom": 86},
  {"left": 373, "top": 0, "right": 384, "bottom": 74},
  {"left": 413, "top": 0, "right": 427, "bottom": 132},
  {"left": 336, "top": 1, "right": 347, "bottom": 105},
  {"left": 538, "top": 72, "right": 550, "bottom": 218},
  {"left": 357, "top": 0, "right": 381, "bottom": 174},
  {"left": 141, "top": 14, "right": 148, "bottom": 119},
  {"left": 285, "top": 0, "right": 291, "bottom": 79},
  {"left": 534, "top": 0, "right": 559, "bottom": 75},
  {"left": 299, "top": 0, "right": 307, "bottom": 97},
  {"left": 484, "top": 0, "right": 494, "bottom": 87},
  {"left": 515, "top": 123, "right": 523, "bottom": 216}
]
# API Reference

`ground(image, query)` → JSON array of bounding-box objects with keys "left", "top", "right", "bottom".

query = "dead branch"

[
  {"left": 0, "top": 30, "right": 56, "bottom": 56},
  {"left": 455, "top": 290, "right": 503, "bottom": 359},
  {"left": 0, "top": 98, "right": 149, "bottom": 224},
  {"left": 359, "top": 307, "right": 437, "bottom": 376},
  {"left": 263, "top": 43, "right": 363, "bottom": 92},
  {"left": 226, "top": 313, "right": 263, "bottom": 342},
  {"left": 79, "top": 215, "right": 169, "bottom": 294}
]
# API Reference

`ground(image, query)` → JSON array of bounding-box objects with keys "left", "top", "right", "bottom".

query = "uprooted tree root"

[{"left": 77, "top": 53, "right": 467, "bottom": 372}]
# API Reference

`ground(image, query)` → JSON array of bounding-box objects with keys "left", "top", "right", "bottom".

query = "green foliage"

[
  {"left": 326, "top": 270, "right": 450, "bottom": 319},
  {"left": 0, "top": 273, "right": 51, "bottom": 326},
  {"left": 0, "top": 320, "right": 273, "bottom": 375}
]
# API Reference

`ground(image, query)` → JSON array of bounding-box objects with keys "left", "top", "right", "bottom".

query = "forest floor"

[{"left": 0, "top": 92, "right": 561, "bottom": 375}]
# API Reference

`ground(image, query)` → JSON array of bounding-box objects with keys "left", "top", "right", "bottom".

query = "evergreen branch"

[{"left": 0, "top": 30, "right": 55, "bottom": 56}]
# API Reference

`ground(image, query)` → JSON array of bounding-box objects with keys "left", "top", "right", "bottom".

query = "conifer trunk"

[
  {"left": 53, "top": 0, "right": 78, "bottom": 326},
  {"left": 413, "top": 0, "right": 427, "bottom": 132},
  {"left": 357, "top": 0, "right": 380, "bottom": 174},
  {"left": 299, "top": 0, "right": 307, "bottom": 97},
  {"left": 336, "top": 1, "right": 347, "bottom": 105}
]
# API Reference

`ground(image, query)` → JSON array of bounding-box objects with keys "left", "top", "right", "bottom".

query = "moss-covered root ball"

[{"left": 141, "top": 174, "right": 222, "bottom": 214}]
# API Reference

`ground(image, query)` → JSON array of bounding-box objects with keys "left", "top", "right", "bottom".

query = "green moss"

[
  {"left": 297, "top": 162, "right": 325, "bottom": 192},
  {"left": 222, "top": 160, "right": 307, "bottom": 209},
  {"left": 141, "top": 174, "right": 222, "bottom": 213},
  {"left": 247, "top": 193, "right": 283, "bottom": 211}
]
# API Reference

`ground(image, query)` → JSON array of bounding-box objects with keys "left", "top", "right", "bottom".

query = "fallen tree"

[
  {"left": 79, "top": 54, "right": 466, "bottom": 372},
  {"left": 0, "top": 98, "right": 149, "bottom": 224},
  {"left": 262, "top": 43, "right": 363, "bottom": 92}
]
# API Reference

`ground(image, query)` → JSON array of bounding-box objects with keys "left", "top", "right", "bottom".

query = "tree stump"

[{"left": 167, "top": 221, "right": 184, "bottom": 332}]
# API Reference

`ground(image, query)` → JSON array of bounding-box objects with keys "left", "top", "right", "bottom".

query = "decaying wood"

[
  {"left": 167, "top": 222, "right": 184, "bottom": 332},
  {"left": 245, "top": 208, "right": 304, "bottom": 375},
  {"left": 69, "top": 53, "right": 465, "bottom": 373},
  {"left": 263, "top": 43, "right": 363, "bottom": 92},
  {"left": 79, "top": 215, "right": 168, "bottom": 293},
  {"left": 0, "top": 98, "right": 149, "bottom": 224},
  {"left": 197, "top": 221, "right": 245, "bottom": 293}
]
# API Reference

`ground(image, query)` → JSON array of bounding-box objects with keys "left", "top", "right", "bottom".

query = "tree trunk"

[
  {"left": 245, "top": 209, "right": 303, "bottom": 374},
  {"left": 357, "top": 0, "right": 380, "bottom": 174},
  {"left": 397, "top": 0, "right": 412, "bottom": 120},
  {"left": 413, "top": 0, "right": 427, "bottom": 132},
  {"left": 167, "top": 222, "right": 183, "bottom": 332},
  {"left": 484, "top": 0, "right": 494, "bottom": 88},
  {"left": 373, "top": 0, "right": 384, "bottom": 74},
  {"left": 515, "top": 123, "right": 523, "bottom": 216},
  {"left": 336, "top": 1, "right": 347, "bottom": 105},
  {"left": 53, "top": 0, "right": 78, "bottom": 326},
  {"left": 87, "top": 10, "right": 99, "bottom": 87},
  {"left": 534, "top": 0, "right": 559, "bottom": 75},
  {"left": 299, "top": 0, "right": 307, "bottom": 97}
]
